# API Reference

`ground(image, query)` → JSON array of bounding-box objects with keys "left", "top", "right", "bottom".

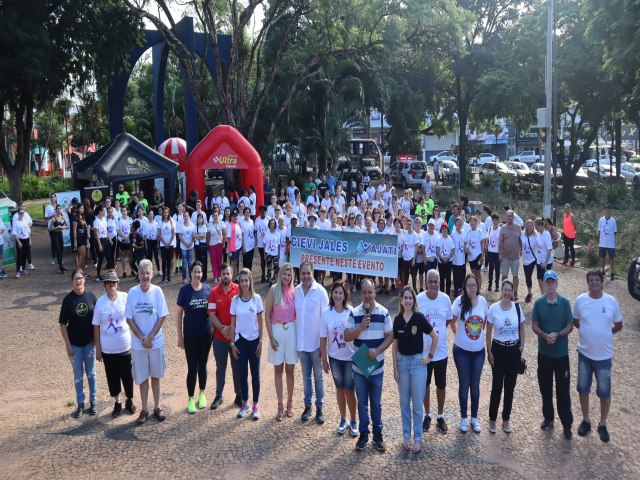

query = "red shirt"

[{"left": 208, "top": 282, "right": 240, "bottom": 342}]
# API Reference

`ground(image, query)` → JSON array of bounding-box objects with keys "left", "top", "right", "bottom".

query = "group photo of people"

[{"left": 49, "top": 171, "right": 625, "bottom": 452}]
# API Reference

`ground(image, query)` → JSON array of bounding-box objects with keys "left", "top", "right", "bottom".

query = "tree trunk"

[
  {"left": 615, "top": 117, "right": 622, "bottom": 176},
  {"left": 458, "top": 112, "right": 468, "bottom": 184}
]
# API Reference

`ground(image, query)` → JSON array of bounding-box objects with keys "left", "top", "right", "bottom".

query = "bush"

[{"left": 0, "top": 174, "right": 74, "bottom": 200}]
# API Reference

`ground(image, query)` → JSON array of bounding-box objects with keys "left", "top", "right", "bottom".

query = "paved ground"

[{"left": 0, "top": 227, "right": 639, "bottom": 480}]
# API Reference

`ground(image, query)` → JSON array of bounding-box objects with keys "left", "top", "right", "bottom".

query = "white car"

[
  {"left": 619, "top": 163, "right": 640, "bottom": 184},
  {"left": 429, "top": 150, "right": 457, "bottom": 165},
  {"left": 475, "top": 153, "right": 498, "bottom": 165},
  {"left": 587, "top": 164, "right": 619, "bottom": 179},
  {"left": 505, "top": 161, "right": 531, "bottom": 177},
  {"left": 438, "top": 160, "right": 460, "bottom": 182},
  {"left": 478, "top": 162, "right": 517, "bottom": 180},
  {"left": 384, "top": 161, "right": 428, "bottom": 188}
]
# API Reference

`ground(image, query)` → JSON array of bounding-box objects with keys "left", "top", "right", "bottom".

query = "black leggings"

[
  {"left": 195, "top": 245, "right": 209, "bottom": 282},
  {"left": 52, "top": 231, "right": 64, "bottom": 269},
  {"left": 184, "top": 330, "right": 213, "bottom": 397},
  {"left": 16, "top": 239, "right": 31, "bottom": 272},
  {"left": 160, "top": 246, "right": 173, "bottom": 280},
  {"left": 489, "top": 341, "right": 521, "bottom": 421},
  {"left": 96, "top": 238, "right": 113, "bottom": 277},
  {"left": 438, "top": 262, "right": 452, "bottom": 295},
  {"left": 487, "top": 252, "right": 500, "bottom": 289},
  {"left": 146, "top": 239, "right": 160, "bottom": 270},
  {"left": 453, "top": 264, "right": 466, "bottom": 295},
  {"left": 102, "top": 352, "right": 134, "bottom": 399},
  {"left": 563, "top": 235, "right": 575, "bottom": 263},
  {"left": 243, "top": 247, "right": 255, "bottom": 272},
  {"left": 130, "top": 251, "right": 145, "bottom": 275},
  {"left": 523, "top": 261, "right": 536, "bottom": 289},
  {"left": 237, "top": 334, "right": 260, "bottom": 403},
  {"left": 49, "top": 230, "right": 56, "bottom": 260}
]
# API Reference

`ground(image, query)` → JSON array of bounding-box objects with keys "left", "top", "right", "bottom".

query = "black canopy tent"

[{"left": 73, "top": 133, "right": 179, "bottom": 210}]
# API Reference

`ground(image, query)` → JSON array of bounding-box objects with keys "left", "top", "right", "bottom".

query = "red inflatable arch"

[{"left": 187, "top": 125, "right": 264, "bottom": 210}]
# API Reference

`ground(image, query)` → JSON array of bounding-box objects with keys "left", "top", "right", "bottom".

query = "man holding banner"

[{"left": 344, "top": 279, "right": 393, "bottom": 452}]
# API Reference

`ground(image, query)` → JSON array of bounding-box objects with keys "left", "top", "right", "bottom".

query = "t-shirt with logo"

[
  {"left": 239, "top": 218, "right": 256, "bottom": 251},
  {"left": 487, "top": 225, "right": 501, "bottom": 253},
  {"left": 465, "top": 228, "right": 484, "bottom": 260},
  {"left": 487, "top": 302, "right": 524, "bottom": 343},
  {"left": 93, "top": 217, "right": 108, "bottom": 239},
  {"left": 92, "top": 291, "right": 131, "bottom": 354},
  {"left": 417, "top": 291, "right": 453, "bottom": 361},
  {"left": 177, "top": 283, "right": 213, "bottom": 337},
  {"left": 208, "top": 282, "right": 240, "bottom": 342},
  {"left": 598, "top": 216, "right": 617, "bottom": 249},
  {"left": 437, "top": 236, "right": 455, "bottom": 262},
  {"left": 452, "top": 295, "right": 489, "bottom": 352},
  {"left": 393, "top": 312, "right": 433, "bottom": 356},
  {"left": 59, "top": 290, "right": 97, "bottom": 347},
  {"left": 520, "top": 232, "right": 538, "bottom": 266},
  {"left": 320, "top": 307, "right": 353, "bottom": 361},
  {"left": 230, "top": 294, "right": 264, "bottom": 342},
  {"left": 124, "top": 284, "right": 169, "bottom": 350},
  {"left": 178, "top": 222, "right": 196, "bottom": 250},
  {"left": 159, "top": 219, "right": 176, "bottom": 247},
  {"left": 423, "top": 231, "right": 441, "bottom": 260},
  {"left": 451, "top": 230, "right": 467, "bottom": 266},
  {"left": 573, "top": 292, "right": 622, "bottom": 361}
]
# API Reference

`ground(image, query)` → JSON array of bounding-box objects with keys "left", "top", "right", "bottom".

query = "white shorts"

[
  {"left": 132, "top": 346, "right": 166, "bottom": 384},
  {"left": 268, "top": 323, "right": 298, "bottom": 366}
]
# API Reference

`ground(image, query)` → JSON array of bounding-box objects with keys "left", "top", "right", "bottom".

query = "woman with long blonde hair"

[{"left": 264, "top": 263, "right": 297, "bottom": 420}]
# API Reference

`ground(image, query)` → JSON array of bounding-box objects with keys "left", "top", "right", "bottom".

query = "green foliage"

[{"left": 0, "top": 174, "right": 73, "bottom": 200}]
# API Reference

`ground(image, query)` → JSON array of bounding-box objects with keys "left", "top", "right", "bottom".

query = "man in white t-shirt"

[
  {"left": 125, "top": 259, "right": 169, "bottom": 424},
  {"left": 572, "top": 270, "right": 623, "bottom": 443},
  {"left": 295, "top": 261, "right": 329, "bottom": 424},
  {"left": 597, "top": 204, "right": 617, "bottom": 281},
  {"left": 416, "top": 269, "right": 453, "bottom": 434}
]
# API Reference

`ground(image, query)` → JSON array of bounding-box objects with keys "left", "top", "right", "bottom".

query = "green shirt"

[
  {"left": 139, "top": 198, "right": 149, "bottom": 214},
  {"left": 531, "top": 294, "right": 572, "bottom": 358},
  {"left": 115, "top": 191, "right": 130, "bottom": 205},
  {"left": 304, "top": 182, "right": 316, "bottom": 196},
  {"left": 415, "top": 204, "right": 428, "bottom": 224},
  {"left": 425, "top": 198, "right": 434, "bottom": 216}
]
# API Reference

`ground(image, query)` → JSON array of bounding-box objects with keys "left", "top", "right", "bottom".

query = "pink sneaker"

[{"left": 251, "top": 404, "right": 260, "bottom": 420}]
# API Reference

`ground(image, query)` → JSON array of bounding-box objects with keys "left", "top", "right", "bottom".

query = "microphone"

[{"left": 364, "top": 303, "right": 371, "bottom": 328}]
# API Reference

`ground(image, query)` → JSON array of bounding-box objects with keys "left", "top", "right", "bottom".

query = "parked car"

[
  {"left": 0, "top": 189, "right": 17, "bottom": 213},
  {"left": 336, "top": 156, "right": 382, "bottom": 180},
  {"left": 429, "top": 150, "right": 457, "bottom": 165},
  {"left": 384, "top": 160, "right": 428, "bottom": 188},
  {"left": 509, "top": 150, "right": 541, "bottom": 164},
  {"left": 504, "top": 161, "right": 532, "bottom": 178},
  {"left": 619, "top": 163, "right": 640, "bottom": 184},
  {"left": 587, "top": 164, "right": 619, "bottom": 179},
  {"left": 478, "top": 162, "right": 517, "bottom": 180},
  {"left": 628, "top": 256, "right": 640, "bottom": 301},
  {"left": 475, "top": 153, "right": 498, "bottom": 165},
  {"left": 439, "top": 160, "right": 460, "bottom": 183}
]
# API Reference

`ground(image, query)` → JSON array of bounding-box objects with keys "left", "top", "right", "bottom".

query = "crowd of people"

[{"left": 52, "top": 173, "right": 624, "bottom": 452}]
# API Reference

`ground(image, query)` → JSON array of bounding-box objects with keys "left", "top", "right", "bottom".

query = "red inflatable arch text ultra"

[{"left": 186, "top": 125, "right": 264, "bottom": 210}]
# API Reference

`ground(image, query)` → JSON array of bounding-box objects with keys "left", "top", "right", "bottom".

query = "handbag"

[{"left": 515, "top": 302, "right": 527, "bottom": 375}]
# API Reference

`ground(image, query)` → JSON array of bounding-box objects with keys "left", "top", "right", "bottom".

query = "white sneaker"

[
  {"left": 481, "top": 266, "right": 489, "bottom": 272},
  {"left": 251, "top": 404, "right": 260, "bottom": 420},
  {"left": 237, "top": 403, "right": 251, "bottom": 418},
  {"left": 460, "top": 418, "right": 468, "bottom": 433},
  {"left": 471, "top": 418, "right": 481, "bottom": 433},
  {"left": 29, "top": 264, "right": 36, "bottom": 270},
  {"left": 50, "top": 259, "right": 56, "bottom": 265}
]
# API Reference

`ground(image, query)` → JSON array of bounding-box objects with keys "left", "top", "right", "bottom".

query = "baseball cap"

[
  {"left": 440, "top": 223, "right": 449, "bottom": 231},
  {"left": 428, "top": 218, "right": 436, "bottom": 225},
  {"left": 543, "top": 270, "right": 558, "bottom": 282},
  {"left": 308, "top": 213, "right": 318, "bottom": 220}
]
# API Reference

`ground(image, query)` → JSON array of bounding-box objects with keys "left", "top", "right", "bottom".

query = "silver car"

[{"left": 0, "top": 189, "right": 17, "bottom": 212}]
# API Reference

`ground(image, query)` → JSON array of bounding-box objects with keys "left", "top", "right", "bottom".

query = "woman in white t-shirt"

[
  {"left": 12, "top": 207, "right": 32, "bottom": 277},
  {"left": 520, "top": 219, "right": 538, "bottom": 303},
  {"left": 535, "top": 218, "right": 553, "bottom": 294},
  {"left": 436, "top": 223, "right": 455, "bottom": 296},
  {"left": 117, "top": 208, "right": 132, "bottom": 278},
  {"left": 320, "top": 281, "right": 357, "bottom": 436},
  {"left": 158, "top": 207, "right": 176, "bottom": 284},
  {"left": 145, "top": 209, "right": 160, "bottom": 272},
  {"left": 465, "top": 216, "right": 485, "bottom": 294},
  {"left": 230, "top": 268, "right": 264, "bottom": 420},
  {"left": 486, "top": 214, "right": 502, "bottom": 293},
  {"left": 179, "top": 212, "right": 196, "bottom": 283},
  {"left": 193, "top": 213, "right": 209, "bottom": 282},
  {"left": 485, "top": 280, "right": 525, "bottom": 434},
  {"left": 93, "top": 205, "right": 112, "bottom": 281},
  {"left": 207, "top": 206, "right": 226, "bottom": 282},
  {"left": 450, "top": 217, "right": 467, "bottom": 297},
  {"left": 92, "top": 271, "right": 136, "bottom": 418},
  {"left": 263, "top": 218, "right": 280, "bottom": 283},
  {"left": 398, "top": 217, "right": 419, "bottom": 295},
  {"left": 451, "top": 274, "right": 489, "bottom": 434}
]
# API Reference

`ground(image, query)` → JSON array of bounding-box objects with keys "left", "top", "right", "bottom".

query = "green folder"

[{"left": 351, "top": 344, "right": 380, "bottom": 379}]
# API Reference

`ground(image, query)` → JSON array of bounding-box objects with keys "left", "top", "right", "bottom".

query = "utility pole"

[{"left": 543, "top": 0, "right": 554, "bottom": 219}]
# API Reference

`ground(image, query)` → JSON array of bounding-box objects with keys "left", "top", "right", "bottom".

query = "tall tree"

[{"left": 0, "top": 0, "right": 142, "bottom": 201}]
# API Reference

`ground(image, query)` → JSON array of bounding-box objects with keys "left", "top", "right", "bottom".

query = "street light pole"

[{"left": 543, "top": 0, "right": 554, "bottom": 219}]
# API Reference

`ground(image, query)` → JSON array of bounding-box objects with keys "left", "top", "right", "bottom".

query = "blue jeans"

[
  {"left": 577, "top": 351, "right": 612, "bottom": 398},
  {"left": 70, "top": 343, "right": 97, "bottom": 405},
  {"left": 299, "top": 349, "right": 324, "bottom": 408},
  {"left": 453, "top": 344, "right": 485, "bottom": 419},
  {"left": 353, "top": 370, "right": 384, "bottom": 437},
  {"left": 181, "top": 248, "right": 194, "bottom": 280},
  {"left": 397, "top": 353, "right": 427, "bottom": 442}
]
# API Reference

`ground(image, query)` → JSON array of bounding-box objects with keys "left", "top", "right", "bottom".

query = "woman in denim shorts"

[{"left": 320, "top": 281, "right": 358, "bottom": 437}]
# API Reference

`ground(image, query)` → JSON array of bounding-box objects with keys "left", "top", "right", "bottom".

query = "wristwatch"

[
  {"left": 428, "top": 353, "right": 434, "bottom": 359},
  {"left": 230, "top": 342, "right": 235, "bottom": 347}
]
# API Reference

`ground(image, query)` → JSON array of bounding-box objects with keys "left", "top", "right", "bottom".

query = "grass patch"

[
  {"left": 66, "top": 400, "right": 76, "bottom": 407},
  {"left": 25, "top": 201, "right": 48, "bottom": 220},
  {"left": 620, "top": 406, "right": 632, "bottom": 414}
]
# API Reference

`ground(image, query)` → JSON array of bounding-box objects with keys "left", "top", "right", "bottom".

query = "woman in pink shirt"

[{"left": 264, "top": 263, "right": 297, "bottom": 420}]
